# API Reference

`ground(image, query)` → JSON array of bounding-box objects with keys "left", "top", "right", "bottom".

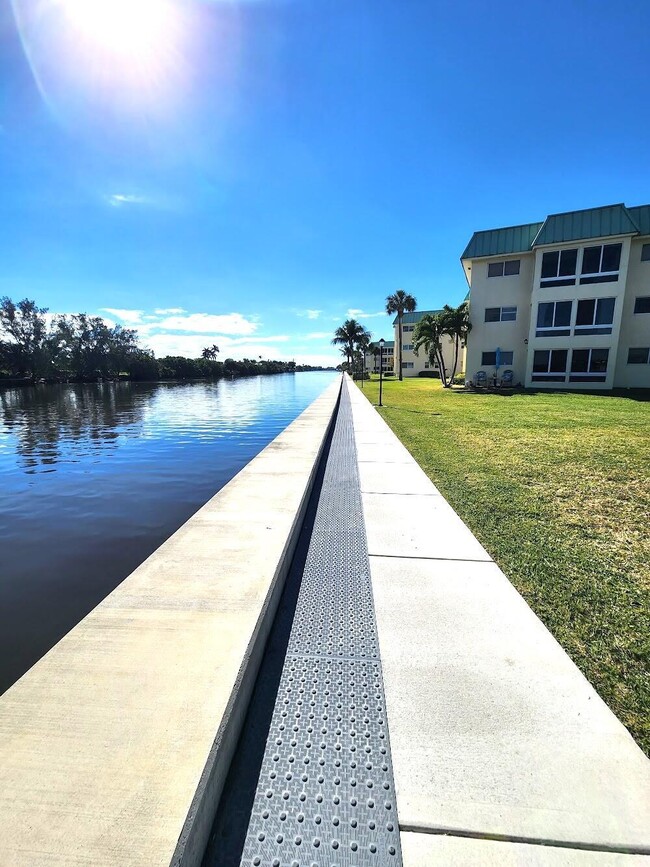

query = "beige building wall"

[
  {"left": 614, "top": 237, "right": 650, "bottom": 388},
  {"left": 393, "top": 323, "right": 461, "bottom": 379},
  {"left": 524, "top": 235, "right": 633, "bottom": 390},
  {"left": 465, "top": 254, "right": 534, "bottom": 386}
]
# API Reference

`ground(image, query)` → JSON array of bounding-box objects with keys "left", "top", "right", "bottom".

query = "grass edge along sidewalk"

[{"left": 356, "top": 376, "right": 649, "bottom": 756}]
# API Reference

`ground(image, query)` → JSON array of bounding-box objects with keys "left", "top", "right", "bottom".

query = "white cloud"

[
  {"left": 101, "top": 308, "right": 145, "bottom": 324},
  {"left": 145, "top": 333, "right": 288, "bottom": 360},
  {"left": 154, "top": 312, "right": 257, "bottom": 335},
  {"left": 296, "top": 309, "right": 322, "bottom": 320},
  {"left": 346, "top": 308, "right": 387, "bottom": 319},
  {"left": 154, "top": 307, "right": 186, "bottom": 315},
  {"left": 107, "top": 194, "right": 150, "bottom": 207},
  {"left": 305, "top": 332, "right": 331, "bottom": 340}
]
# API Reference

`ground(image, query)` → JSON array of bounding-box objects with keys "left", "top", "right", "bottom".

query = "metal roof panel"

[{"left": 533, "top": 204, "right": 639, "bottom": 246}]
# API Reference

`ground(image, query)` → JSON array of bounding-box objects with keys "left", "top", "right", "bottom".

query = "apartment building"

[
  {"left": 461, "top": 203, "right": 650, "bottom": 389},
  {"left": 392, "top": 310, "right": 461, "bottom": 378},
  {"left": 364, "top": 340, "right": 395, "bottom": 374}
]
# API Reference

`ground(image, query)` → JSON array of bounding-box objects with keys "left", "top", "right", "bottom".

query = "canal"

[{"left": 0, "top": 372, "right": 337, "bottom": 694}]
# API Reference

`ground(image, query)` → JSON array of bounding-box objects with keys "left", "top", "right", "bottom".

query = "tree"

[
  {"left": 332, "top": 319, "right": 370, "bottom": 371},
  {"left": 412, "top": 313, "right": 448, "bottom": 384},
  {"left": 355, "top": 330, "right": 371, "bottom": 381},
  {"left": 0, "top": 296, "right": 50, "bottom": 380},
  {"left": 50, "top": 314, "right": 140, "bottom": 379},
  {"left": 201, "top": 344, "right": 220, "bottom": 360},
  {"left": 439, "top": 302, "right": 471, "bottom": 385},
  {"left": 368, "top": 341, "right": 381, "bottom": 373},
  {"left": 385, "top": 289, "right": 416, "bottom": 381}
]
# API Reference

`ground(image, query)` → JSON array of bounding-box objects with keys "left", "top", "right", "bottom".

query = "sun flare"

[
  {"left": 57, "top": 0, "right": 178, "bottom": 61},
  {"left": 56, "top": 0, "right": 181, "bottom": 75}
]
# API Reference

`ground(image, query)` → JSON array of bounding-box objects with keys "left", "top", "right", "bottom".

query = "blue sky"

[{"left": 1, "top": 0, "right": 649, "bottom": 365}]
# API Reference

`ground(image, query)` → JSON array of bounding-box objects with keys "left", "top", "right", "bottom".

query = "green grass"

[{"left": 357, "top": 377, "right": 650, "bottom": 755}]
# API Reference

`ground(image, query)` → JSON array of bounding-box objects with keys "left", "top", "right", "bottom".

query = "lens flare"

[{"left": 12, "top": 0, "right": 193, "bottom": 125}]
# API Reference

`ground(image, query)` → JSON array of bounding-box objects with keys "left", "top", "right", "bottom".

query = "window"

[
  {"left": 481, "top": 350, "right": 513, "bottom": 366},
  {"left": 403, "top": 344, "right": 413, "bottom": 351},
  {"left": 569, "top": 348, "right": 609, "bottom": 382},
  {"left": 403, "top": 325, "right": 414, "bottom": 332},
  {"left": 634, "top": 296, "right": 650, "bottom": 314},
  {"left": 424, "top": 361, "right": 430, "bottom": 368},
  {"left": 628, "top": 347, "right": 650, "bottom": 364},
  {"left": 580, "top": 243, "right": 621, "bottom": 284},
  {"left": 541, "top": 249, "right": 578, "bottom": 287},
  {"left": 641, "top": 244, "right": 650, "bottom": 262},
  {"left": 532, "top": 349, "right": 568, "bottom": 382},
  {"left": 401, "top": 361, "right": 414, "bottom": 369},
  {"left": 536, "top": 300, "right": 572, "bottom": 336},
  {"left": 485, "top": 306, "right": 517, "bottom": 322},
  {"left": 488, "top": 259, "right": 520, "bottom": 277},
  {"left": 574, "top": 297, "right": 615, "bottom": 335}
]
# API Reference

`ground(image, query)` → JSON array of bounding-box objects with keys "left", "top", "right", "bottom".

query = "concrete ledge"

[
  {"left": 347, "top": 382, "right": 650, "bottom": 859},
  {"left": 0, "top": 378, "right": 341, "bottom": 867}
]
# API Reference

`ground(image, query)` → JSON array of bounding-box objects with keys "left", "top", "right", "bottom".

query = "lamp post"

[{"left": 378, "top": 337, "right": 385, "bottom": 407}]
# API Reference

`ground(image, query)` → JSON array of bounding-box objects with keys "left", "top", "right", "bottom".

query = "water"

[{"left": 0, "top": 372, "right": 337, "bottom": 694}]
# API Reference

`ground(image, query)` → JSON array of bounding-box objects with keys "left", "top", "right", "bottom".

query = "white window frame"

[
  {"left": 403, "top": 344, "right": 413, "bottom": 351},
  {"left": 634, "top": 296, "right": 650, "bottom": 314},
  {"left": 579, "top": 243, "right": 622, "bottom": 284},
  {"left": 640, "top": 243, "right": 650, "bottom": 262},
  {"left": 536, "top": 300, "right": 572, "bottom": 336},
  {"left": 488, "top": 259, "right": 520, "bottom": 278},
  {"left": 531, "top": 348, "right": 568, "bottom": 381},
  {"left": 540, "top": 248, "right": 578, "bottom": 286},
  {"left": 574, "top": 297, "right": 616, "bottom": 335},
  {"left": 569, "top": 347, "right": 610, "bottom": 380},
  {"left": 627, "top": 347, "right": 650, "bottom": 364},
  {"left": 485, "top": 306, "right": 517, "bottom": 323}
]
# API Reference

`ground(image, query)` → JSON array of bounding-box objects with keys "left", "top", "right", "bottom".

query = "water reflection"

[
  {"left": 0, "top": 372, "right": 336, "bottom": 693},
  {"left": 0, "top": 382, "right": 150, "bottom": 471}
]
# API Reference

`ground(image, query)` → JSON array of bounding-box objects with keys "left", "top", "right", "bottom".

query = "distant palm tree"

[
  {"left": 332, "top": 319, "right": 370, "bottom": 372},
  {"left": 413, "top": 313, "right": 445, "bottom": 384},
  {"left": 356, "top": 330, "right": 371, "bottom": 382},
  {"left": 439, "top": 302, "right": 471, "bottom": 385},
  {"left": 201, "top": 344, "right": 220, "bottom": 360},
  {"left": 386, "top": 289, "right": 416, "bottom": 381}
]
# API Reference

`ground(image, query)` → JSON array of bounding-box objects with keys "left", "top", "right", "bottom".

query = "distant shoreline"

[{"left": 0, "top": 369, "right": 337, "bottom": 388}]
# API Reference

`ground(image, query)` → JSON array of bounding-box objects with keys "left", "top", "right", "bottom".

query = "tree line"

[
  {"left": 332, "top": 291, "right": 471, "bottom": 388},
  {"left": 0, "top": 296, "right": 324, "bottom": 383}
]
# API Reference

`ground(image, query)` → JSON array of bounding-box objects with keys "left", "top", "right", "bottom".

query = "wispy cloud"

[
  {"left": 306, "top": 331, "right": 331, "bottom": 340},
  {"left": 296, "top": 309, "right": 322, "bottom": 320},
  {"left": 346, "top": 308, "right": 387, "bottom": 319},
  {"left": 154, "top": 307, "right": 185, "bottom": 315},
  {"left": 155, "top": 312, "right": 257, "bottom": 335},
  {"left": 101, "top": 307, "right": 145, "bottom": 324},
  {"left": 107, "top": 194, "right": 151, "bottom": 208}
]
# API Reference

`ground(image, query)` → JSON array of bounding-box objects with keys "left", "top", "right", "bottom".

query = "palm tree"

[
  {"left": 332, "top": 319, "right": 370, "bottom": 372},
  {"left": 439, "top": 302, "right": 471, "bottom": 385},
  {"left": 355, "top": 330, "right": 371, "bottom": 383},
  {"left": 413, "top": 313, "right": 446, "bottom": 384},
  {"left": 368, "top": 341, "right": 381, "bottom": 374},
  {"left": 201, "top": 344, "right": 220, "bottom": 360},
  {"left": 386, "top": 289, "right": 416, "bottom": 381}
]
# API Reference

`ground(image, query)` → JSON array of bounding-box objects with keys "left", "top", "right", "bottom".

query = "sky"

[{"left": 1, "top": 0, "right": 649, "bottom": 366}]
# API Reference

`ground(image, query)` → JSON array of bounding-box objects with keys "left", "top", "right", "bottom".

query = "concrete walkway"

[{"left": 347, "top": 379, "right": 650, "bottom": 865}]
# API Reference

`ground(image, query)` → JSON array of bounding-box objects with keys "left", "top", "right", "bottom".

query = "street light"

[{"left": 378, "top": 337, "right": 385, "bottom": 407}]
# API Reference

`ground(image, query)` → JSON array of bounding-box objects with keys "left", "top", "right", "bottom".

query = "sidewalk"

[{"left": 347, "top": 379, "right": 650, "bottom": 865}]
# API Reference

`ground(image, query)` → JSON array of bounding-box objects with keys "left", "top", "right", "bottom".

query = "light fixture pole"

[{"left": 378, "top": 337, "right": 385, "bottom": 407}]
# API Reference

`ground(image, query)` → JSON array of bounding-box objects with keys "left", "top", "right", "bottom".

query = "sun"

[
  {"left": 56, "top": 0, "right": 180, "bottom": 71},
  {"left": 58, "top": 0, "right": 177, "bottom": 56}
]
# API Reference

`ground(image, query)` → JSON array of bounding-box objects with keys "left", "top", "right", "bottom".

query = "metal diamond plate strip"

[{"left": 239, "top": 381, "right": 403, "bottom": 866}]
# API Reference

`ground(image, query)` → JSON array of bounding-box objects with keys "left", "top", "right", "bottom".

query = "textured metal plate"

[{"left": 239, "top": 382, "right": 402, "bottom": 866}]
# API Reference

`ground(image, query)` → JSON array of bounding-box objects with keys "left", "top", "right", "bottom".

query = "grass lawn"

[{"left": 356, "top": 376, "right": 650, "bottom": 755}]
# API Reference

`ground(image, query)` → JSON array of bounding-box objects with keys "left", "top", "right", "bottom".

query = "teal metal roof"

[
  {"left": 461, "top": 222, "right": 542, "bottom": 260},
  {"left": 628, "top": 204, "right": 650, "bottom": 236},
  {"left": 461, "top": 202, "right": 650, "bottom": 260},
  {"left": 392, "top": 309, "right": 442, "bottom": 327},
  {"left": 532, "top": 204, "right": 639, "bottom": 246}
]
